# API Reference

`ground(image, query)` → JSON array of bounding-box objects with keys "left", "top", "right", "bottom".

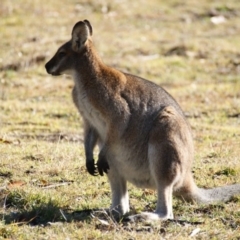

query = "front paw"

[
  {"left": 97, "top": 156, "right": 110, "bottom": 176},
  {"left": 86, "top": 159, "right": 98, "bottom": 176}
]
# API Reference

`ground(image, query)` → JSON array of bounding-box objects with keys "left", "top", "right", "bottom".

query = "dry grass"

[{"left": 0, "top": 0, "right": 240, "bottom": 239}]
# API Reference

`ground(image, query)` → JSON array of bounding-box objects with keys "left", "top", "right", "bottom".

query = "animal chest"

[{"left": 73, "top": 87, "right": 108, "bottom": 141}]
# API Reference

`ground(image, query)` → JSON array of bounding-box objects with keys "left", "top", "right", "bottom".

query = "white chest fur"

[{"left": 72, "top": 76, "right": 107, "bottom": 141}]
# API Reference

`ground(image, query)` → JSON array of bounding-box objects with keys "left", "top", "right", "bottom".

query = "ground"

[{"left": 0, "top": 0, "right": 240, "bottom": 239}]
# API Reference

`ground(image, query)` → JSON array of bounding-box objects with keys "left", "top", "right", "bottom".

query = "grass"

[{"left": 0, "top": 0, "right": 240, "bottom": 239}]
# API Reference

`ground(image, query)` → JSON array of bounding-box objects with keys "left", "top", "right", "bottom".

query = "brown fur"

[{"left": 45, "top": 20, "right": 240, "bottom": 220}]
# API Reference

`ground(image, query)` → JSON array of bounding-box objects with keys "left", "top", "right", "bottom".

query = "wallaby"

[{"left": 45, "top": 20, "right": 240, "bottom": 220}]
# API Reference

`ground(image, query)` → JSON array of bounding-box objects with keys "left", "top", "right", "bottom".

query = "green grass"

[{"left": 0, "top": 0, "right": 240, "bottom": 239}]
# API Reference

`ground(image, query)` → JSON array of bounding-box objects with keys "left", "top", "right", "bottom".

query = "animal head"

[{"left": 45, "top": 20, "right": 93, "bottom": 76}]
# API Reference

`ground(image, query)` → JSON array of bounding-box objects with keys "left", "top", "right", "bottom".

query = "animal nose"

[
  {"left": 45, "top": 61, "right": 51, "bottom": 74},
  {"left": 45, "top": 62, "right": 49, "bottom": 72}
]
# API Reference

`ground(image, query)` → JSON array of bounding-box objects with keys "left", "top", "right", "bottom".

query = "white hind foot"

[
  {"left": 127, "top": 211, "right": 173, "bottom": 222},
  {"left": 126, "top": 181, "right": 175, "bottom": 222}
]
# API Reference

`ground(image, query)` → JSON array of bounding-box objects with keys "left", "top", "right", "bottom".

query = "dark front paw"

[
  {"left": 86, "top": 159, "right": 98, "bottom": 176},
  {"left": 97, "top": 156, "right": 110, "bottom": 176}
]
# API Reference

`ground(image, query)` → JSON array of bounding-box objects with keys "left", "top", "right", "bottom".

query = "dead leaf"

[
  {"left": 0, "top": 138, "right": 20, "bottom": 145},
  {"left": 7, "top": 180, "right": 26, "bottom": 189},
  {"left": 39, "top": 179, "right": 49, "bottom": 186},
  {"left": 143, "top": 189, "right": 155, "bottom": 196},
  {"left": 0, "top": 138, "right": 13, "bottom": 144}
]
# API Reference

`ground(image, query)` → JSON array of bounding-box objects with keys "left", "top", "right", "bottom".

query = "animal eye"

[{"left": 58, "top": 51, "right": 66, "bottom": 57}]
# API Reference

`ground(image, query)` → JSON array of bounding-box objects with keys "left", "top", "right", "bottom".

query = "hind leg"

[
  {"left": 107, "top": 167, "right": 129, "bottom": 219},
  {"left": 149, "top": 106, "right": 192, "bottom": 220},
  {"left": 140, "top": 142, "right": 177, "bottom": 220},
  {"left": 148, "top": 138, "right": 184, "bottom": 220},
  {"left": 128, "top": 182, "right": 174, "bottom": 222},
  {"left": 127, "top": 141, "right": 177, "bottom": 221},
  {"left": 155, "top": 181, "right": 174, "bottom": 219},
  {"left": 148, "top": 106, "right": 189, "bottom": 220},
  {"left": 129, "top": 106, "right": 190, "bottom": 221}
]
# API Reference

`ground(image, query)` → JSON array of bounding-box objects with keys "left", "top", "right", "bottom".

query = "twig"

[
  {"left": 189, "top": 228, "right": 201, "bottom": 237},
  {"left": 59, "top": 209, "right": 68, "bottom": 221},
  {"left": 91, "top": 209, "right": 118, "bottom": 227},
  {"left": 0, "top": 186, "right": 7, "bottom": 191},
  {"left": 41, "top": 182, "right": 71, "bottom": 189}
]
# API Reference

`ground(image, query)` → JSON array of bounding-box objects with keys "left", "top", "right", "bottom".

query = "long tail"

[
  {"left": 189, "top": 184, "right": 240, "bottom": 204},
  {"left": 176, "top": 175, "right": 240, "bottom": 204}
]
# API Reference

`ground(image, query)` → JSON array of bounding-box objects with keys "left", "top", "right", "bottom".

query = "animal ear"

[
  {"left": 71, "top": 20, "right": 92, "bottom": 52},
  {"left": 83, "top": 19, "right": 93, "bottom": 36}
]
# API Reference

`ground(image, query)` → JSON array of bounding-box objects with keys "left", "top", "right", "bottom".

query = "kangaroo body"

[{"left": 45, "top": 20, "right": 240, "bottom": 220}]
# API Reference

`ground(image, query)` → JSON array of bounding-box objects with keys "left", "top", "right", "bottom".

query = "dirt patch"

[
  {"left": 0, "top": 54, "right": 47, "bottom": 72},
  {"left": 14, "top": 132, "right": 82, "bottom": 143}
]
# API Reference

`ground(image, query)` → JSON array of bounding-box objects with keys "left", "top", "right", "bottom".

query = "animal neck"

[
  {"left": 72, "top": 42, "right": 127, "bottom": 107},
  {"left": 73, "top": 42, "right": 105, "bottom": 88}
]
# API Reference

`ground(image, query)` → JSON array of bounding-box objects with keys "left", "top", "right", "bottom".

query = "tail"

[
  {"left": 176, "top": 175, "right": 240, "bottom": 204},
  {"left": 189, "top": 184, "right": 240, "bottom": 204}
]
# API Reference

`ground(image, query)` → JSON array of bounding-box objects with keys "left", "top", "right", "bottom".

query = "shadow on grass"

[
  {"left": 0, "top": 191, "right": 97, "bottom": 226},
  {"left": 1, "top": 191, "right": 213, "bottom": 227},
  {"left": 1, "top": 205, "right": 100, "bottom": 226}
]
